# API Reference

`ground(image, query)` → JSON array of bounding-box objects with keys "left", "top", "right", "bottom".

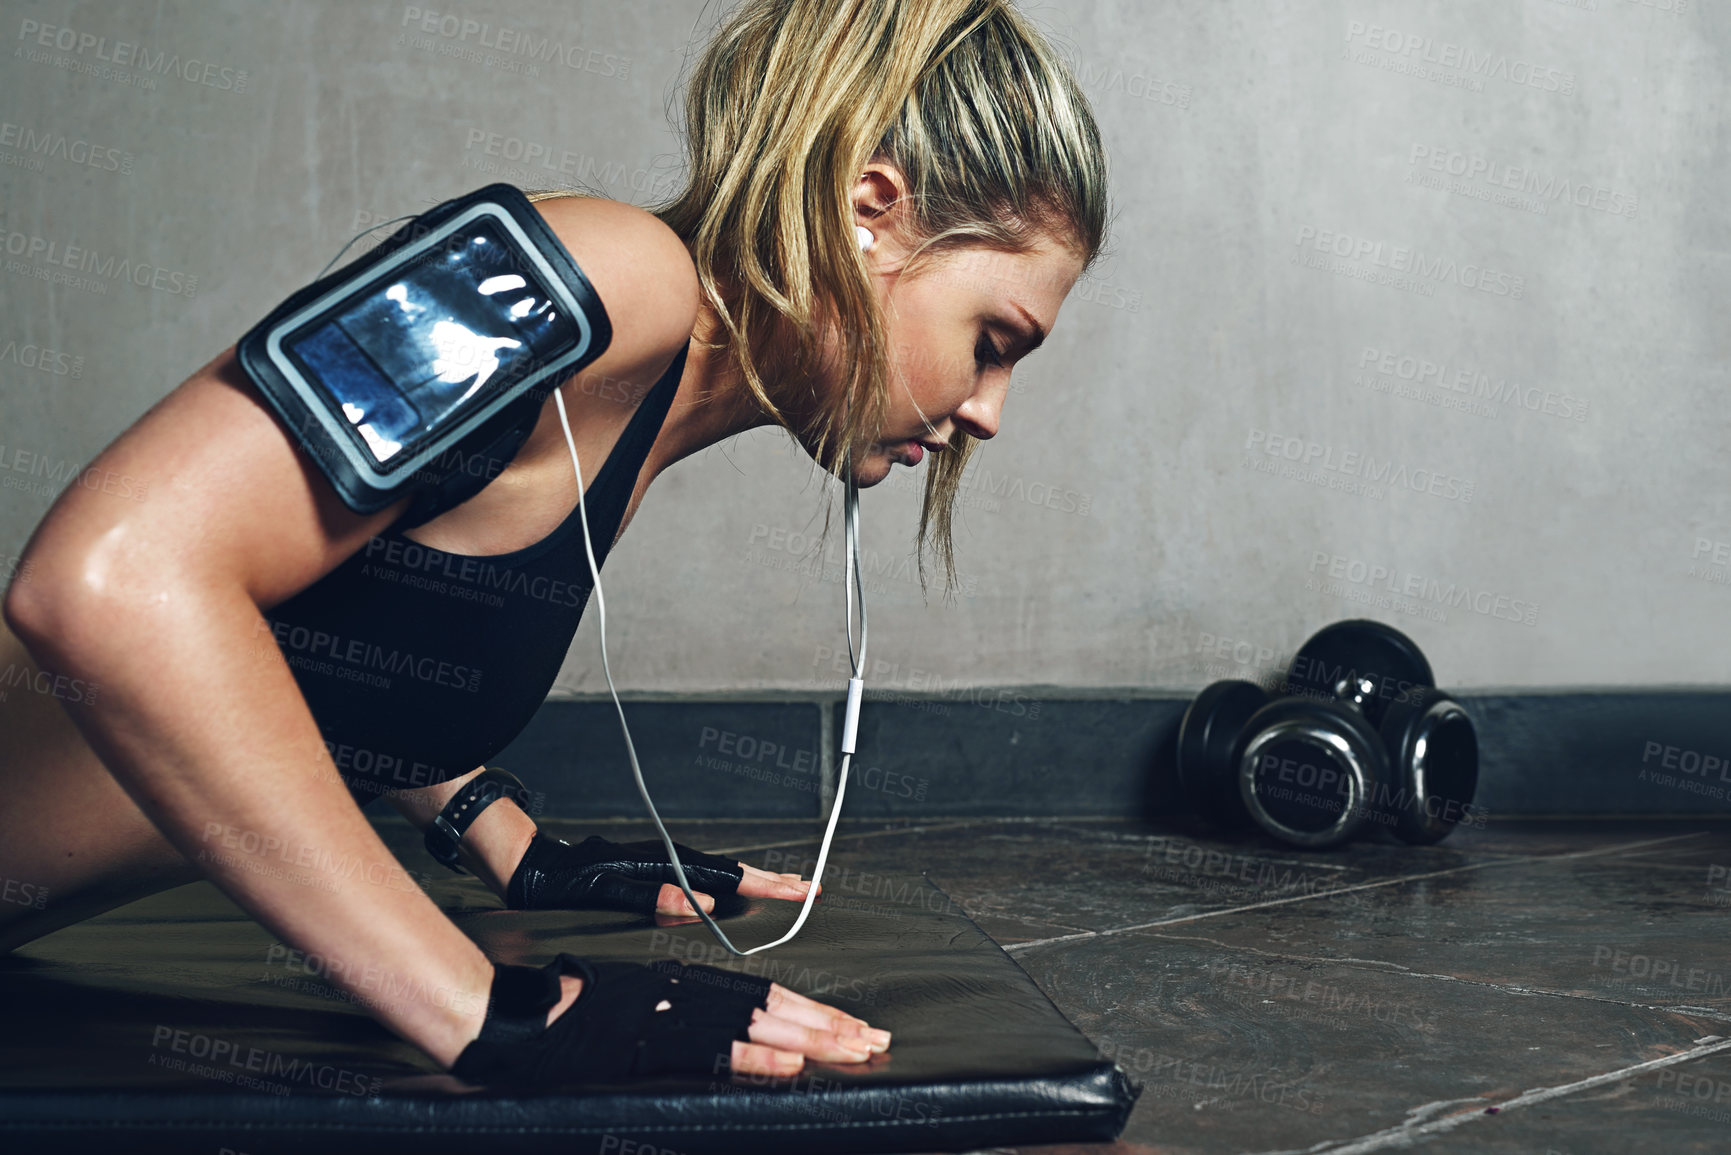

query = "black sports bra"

[{"left": 261, "top": 341, "right": 688, "bottom": 808}]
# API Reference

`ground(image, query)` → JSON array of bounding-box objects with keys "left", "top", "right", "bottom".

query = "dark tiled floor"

[
  {"left": 72, "top": 815, "right": 1729, "bottom": 1152},
  {"left": 480, "top": 814, "right": 1731, "bottom": 1154}
]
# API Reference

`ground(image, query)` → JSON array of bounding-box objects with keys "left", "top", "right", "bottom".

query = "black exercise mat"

[{"left": 0, "top": 852, "right": 1137, "bottom": 1153}]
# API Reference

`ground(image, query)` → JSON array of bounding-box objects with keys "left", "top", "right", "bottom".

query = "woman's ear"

[{"left": 850, "top": 163, "right": 910, "bottom": 258}]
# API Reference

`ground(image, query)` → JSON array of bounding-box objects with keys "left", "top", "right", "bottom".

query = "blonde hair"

[{"left": 536, "top": 0, "right": 1110, "bottom": 592}]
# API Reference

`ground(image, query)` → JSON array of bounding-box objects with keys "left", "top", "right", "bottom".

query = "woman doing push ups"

[{"left": 0, "top": 0, "right": 1109, "bottom": 1085}]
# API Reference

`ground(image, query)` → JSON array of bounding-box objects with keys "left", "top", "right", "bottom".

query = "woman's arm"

[
  {"left": 3, "top": 198, "right": 881, "bottom": 1075},
  {"left": 3, "top": 346, "right": 498, "bottom": 1066}
]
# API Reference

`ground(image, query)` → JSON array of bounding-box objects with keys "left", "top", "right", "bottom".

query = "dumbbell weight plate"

[
  {"left": 1176, "top": 680, "right": 1269, "bottom": 829},
  {"left": 1285, "top": 619, "right": 1434, "bottom": 728},
  {"left": 1380, "top": 686, "right": 1480, "bottom": 845},
  {"left": 1237, "top": 696, "right": 1390, "bottom": 849}
]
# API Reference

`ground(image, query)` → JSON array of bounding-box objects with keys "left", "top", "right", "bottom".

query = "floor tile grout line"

[
  {"left": 709, "top": 818, "right": 993, "bottom": 856},
  {"left": 1539, "top": 829, "right": 1710, "bottom": 860},
  {"left": 1140, "top": 929, "right": 1731, "bottom": 1018},
  {"left": 1437, "top": 830, "right": 1711, "bottom": 870},
  {"left": 1248, "top": 1037, "right": 1731, "bottom": 1155},
  {"left": 1006, "top": 831, "right": 1710, "bottom": 953},
  {"left": 1005, "top": 860, "right": 1514, "bottom": 952}
]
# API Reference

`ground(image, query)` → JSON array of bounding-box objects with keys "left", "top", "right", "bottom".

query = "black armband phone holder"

[{"left": 237, "top": 183, "right": 613, "bottom": 528}]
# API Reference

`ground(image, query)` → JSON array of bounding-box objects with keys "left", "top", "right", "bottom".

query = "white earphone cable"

[
  {"left": 552, "top": 387, "right": 865, "bottom": 956},
  {"left": 316, "top": 213, "right": 417, "bottom": 280}
]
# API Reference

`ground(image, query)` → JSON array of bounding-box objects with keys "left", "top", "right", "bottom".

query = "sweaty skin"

[{"left": 0, "top": 173, "right": 1083, "bottom": 1079}]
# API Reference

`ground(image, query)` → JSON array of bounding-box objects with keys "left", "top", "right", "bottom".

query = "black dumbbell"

[
  {"left": 1175, "top": 619, "right": 1479, "bottom": 849},
  {"left": 1281, "top": 618, "right": 1434, "bottom": 728}
]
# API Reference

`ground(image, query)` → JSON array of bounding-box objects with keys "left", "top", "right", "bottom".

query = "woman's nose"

[{"left": 953, "top": 382, "right": 1005, "bottom": 441}]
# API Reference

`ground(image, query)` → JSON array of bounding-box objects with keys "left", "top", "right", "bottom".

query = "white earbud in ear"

[{"left": 856, "top": 225, "right": 875, "bottom": 251}]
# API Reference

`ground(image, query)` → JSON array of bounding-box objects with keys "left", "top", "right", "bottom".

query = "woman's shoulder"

[{"left": 528, "top": 194, "right": 700, "bottom": 361}]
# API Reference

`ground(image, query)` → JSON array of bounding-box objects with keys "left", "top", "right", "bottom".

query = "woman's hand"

[
  {"left": 732, "top": 981, "right": 889, "bottom": 1075},
  {"left": 734, "top": 862, "right": 818, "bottom": 901},
  {"left": 653, "top": 861, "right": 821, "bottom": 917},
  {"left": 509, "top": 963, "right": 891, "bottom": 1085},
  {"left": 505, "top": 832, "right": 821, "bottom": 916},
  {"left": 649, "top": 861, "right": 816, "bottom": 919}
]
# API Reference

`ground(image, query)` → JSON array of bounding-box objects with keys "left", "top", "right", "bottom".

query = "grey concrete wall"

[{"left": 1, "top": 0, "right": 1726, "bottom": 696}]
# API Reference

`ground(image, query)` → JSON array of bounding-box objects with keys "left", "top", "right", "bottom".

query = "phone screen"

[{"left": 282, "top": 216, "right": 581, "bottom": 468}]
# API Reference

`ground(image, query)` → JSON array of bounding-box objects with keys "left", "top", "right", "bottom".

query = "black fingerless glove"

[
  {"left": 450, "top": 953, "right": 772, "bottom": 1087},
  {"left": 504, "top": 832, "right": 746, "bottom": 913}
]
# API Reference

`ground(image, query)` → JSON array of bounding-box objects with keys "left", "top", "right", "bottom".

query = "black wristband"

[{"left": 425, "top": 767, "right": 530, "bottom": 874}]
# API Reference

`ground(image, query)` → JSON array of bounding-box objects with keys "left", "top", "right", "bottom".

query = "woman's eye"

[{"left": 975, "top": 332, "right": 1005, "bottom": 369}]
